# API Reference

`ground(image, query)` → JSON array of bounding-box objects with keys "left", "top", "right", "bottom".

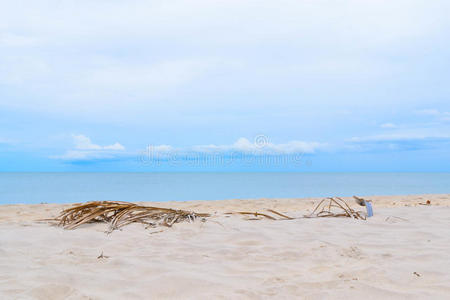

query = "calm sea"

[{"left": 0, "top": 173, "right": 449, "bottom": 204}]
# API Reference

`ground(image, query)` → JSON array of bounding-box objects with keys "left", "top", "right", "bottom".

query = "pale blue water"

[{"left": 0, "top": 173, "right": 449, "bottom": 204}]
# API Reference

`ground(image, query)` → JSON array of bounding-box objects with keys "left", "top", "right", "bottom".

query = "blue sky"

[{"left": 1, "top": 0, "right": 450, "bottom": 171}]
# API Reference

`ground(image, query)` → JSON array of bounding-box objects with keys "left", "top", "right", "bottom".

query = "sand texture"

[{"left": 1, "top": 194, "right": 450, "bottom": 299}]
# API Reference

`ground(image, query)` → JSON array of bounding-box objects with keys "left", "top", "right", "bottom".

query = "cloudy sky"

[{"left": 1, "top": 0, "right": 450, "bottom": 171}]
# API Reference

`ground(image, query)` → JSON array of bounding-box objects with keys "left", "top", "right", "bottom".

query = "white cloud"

[
  {"left": 73, "top": 134, "right": 124, "bottom": 151},
  {"left": 350, "top": 132, "right": 450, "bottom": 142},
  {"left": 416, "top": 109, "right": 450, "bottom": 122},
  {"left": 103, "top": 143, "right": 126, "bottom": 151},
  {"left": 0, "top": 33, "right": 39, "bottom": 47},
  {"left": 54, "top": 150, "right": 117, "bottom": 161},
  {"left": 2, "top": 0, "right": 450, "bottom": 161},
  {"left": 153, "top": 137, "right": 325, "bottom": 155},
  {"left": 53, "top": 134, "right": 125, "bottom": 161},
  {"left": 151, "top": 145, "right": 174, "bottom": 152},
  {"left": 380, "top": 123, "right": 397, "bottom": 129},
  {"left": 416, "top": 109, "right": 441, "bottom": 116},
  {"left": 54, "top": 135, "right": 324, "bottom": 162},
  {"left": 85, "top": 59, "right": 214, "bottom": 91},
  {"left": 348, "top": 130, "right": 450, "bottom": 152},
  {"left": 1, "top": 0, "right": 443, "bottom": 46},
  {"left": 348, "top": 131, "right": 450, "bottom": 153},
  {"left": 1, "top": 0, "right": 449, "bottom": 120},
  {"left": 228, "top": 138, "right": 325, "bottom": 154}
]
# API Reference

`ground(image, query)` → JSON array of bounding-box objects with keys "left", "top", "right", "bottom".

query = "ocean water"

[{"left": 0, "top": 172, "right": 449, "bottom": 204}]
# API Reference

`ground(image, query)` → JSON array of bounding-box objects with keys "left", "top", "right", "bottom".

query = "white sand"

[{"left": 1, "top": 194, "right": 450, "bottom": 299}]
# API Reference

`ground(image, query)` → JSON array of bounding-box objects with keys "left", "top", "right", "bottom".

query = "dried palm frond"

[
  {"left": 53, "top": 201, "right": 210, "bottom": 232},
  {"left": 305, "top": 197, "right": 367, "bottom": 220}
]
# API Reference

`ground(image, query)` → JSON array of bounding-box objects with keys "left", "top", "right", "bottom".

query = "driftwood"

[
  {"left": 53, "top": 201, "right": 210, "bottom": 232},
  {"left": 305, "top": 197, "right": 367, "bottom": 220}
]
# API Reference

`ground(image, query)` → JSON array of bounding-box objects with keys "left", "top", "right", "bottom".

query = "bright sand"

[{"left": 1, "top": 194, "right": 450, "bottom": 299}]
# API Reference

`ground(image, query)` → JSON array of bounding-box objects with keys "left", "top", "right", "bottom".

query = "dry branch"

[
  {"left": 305, "top": 197, "right": 367, "bottom": 220},
  {"left": 225, "top": 209, "right": 293, "bottom": 220}
]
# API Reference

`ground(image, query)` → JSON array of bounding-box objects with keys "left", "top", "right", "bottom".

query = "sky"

[{"left": 1, "top": 0, "right": 450, "bottom": 172}]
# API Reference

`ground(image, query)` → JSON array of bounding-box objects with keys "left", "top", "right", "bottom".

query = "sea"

[{"left": 0, "top": 172, "right": 449, "bottom": 204}]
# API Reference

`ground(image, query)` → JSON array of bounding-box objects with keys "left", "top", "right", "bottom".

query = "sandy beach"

[{"left": 1, "top": 194, "right": 450, "bottom": 299}]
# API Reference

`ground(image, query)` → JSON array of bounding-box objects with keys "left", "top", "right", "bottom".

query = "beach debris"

[
  {"left": 267, "top": 209, "right": 294, "bottom": 220},
  {"left": 305, "top": 197, "right": 367, "bottom": 220},
  {"left": 413, "top": 272, "right": 421, "bottom": 277},
  {"left": 225, "top": 209, "right": 293, "bottom": 221},
  {"left": 354, "top": 196, "right": 366, "bottom": 206},
  {"left": 419, "top": 200, "right": 431, "bottom": 206},
  {"left": 385, "top": 216, "right": 408, "bottom": 223},
  {"left": 228, "top": 198, "right": 370, "bottom": 221},
  {"left": 97, "top": 251, "right": 109, "bottom": 259},
  {"left": 354, "top": 196, "right": 374, "bottom": 217},
  {"left": 148, "top": 229, "right": 165, "bottom": 235},
  {"left": 53, "top": 201, "right": 210, "bottom": 232}
]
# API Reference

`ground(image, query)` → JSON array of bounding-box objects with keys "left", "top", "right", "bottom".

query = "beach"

[{"left": 1, "top": 194, "right": 450, "bottom": 299}]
